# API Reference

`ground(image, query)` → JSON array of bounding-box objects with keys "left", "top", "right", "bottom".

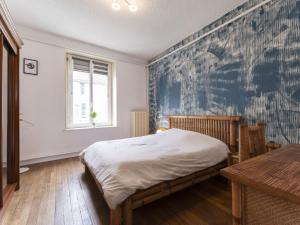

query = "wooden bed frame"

[{"left": 84, "top": 115, "right": 242, "bottom": 225}]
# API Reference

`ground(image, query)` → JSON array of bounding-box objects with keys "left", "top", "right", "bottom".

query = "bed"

[{"left": 81, "top": 115, "right": 241, "bottom": 225}]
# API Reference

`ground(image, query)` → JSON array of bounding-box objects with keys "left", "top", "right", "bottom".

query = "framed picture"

[{"left": 23, "top": 58, "right": 38, "bottom": 75}]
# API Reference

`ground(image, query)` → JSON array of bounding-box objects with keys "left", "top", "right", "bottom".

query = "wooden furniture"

[
  {"left": 0, "top": 0, "right": 22, "bottom": 215},
  {"left": 266, "top": 141, "right": 282, "bottom": 152},
  {"left": 84, "top": 115, "right": 241, "bottom": 225},
  {"left": 221, "top": 144, "right": 300, "bottom": 225},
  {"left": 228, "top": 123, "right": 266, "bottom": 166}
]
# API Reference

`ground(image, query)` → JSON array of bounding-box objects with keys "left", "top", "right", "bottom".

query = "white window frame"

[{"left": 66, "top": 53, "right": 114, "bottom": 129}]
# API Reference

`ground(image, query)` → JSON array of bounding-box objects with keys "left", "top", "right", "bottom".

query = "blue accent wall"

[{"left": 148, "top": 0, "right": 300, "bottom": 144}]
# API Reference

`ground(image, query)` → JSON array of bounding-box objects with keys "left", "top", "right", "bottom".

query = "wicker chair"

[
  {"left": 228, "top": 123, "right": 267, "bottom": 165},
  {"left": 266, "top": 141, "right": 282, "bottom": 152}
]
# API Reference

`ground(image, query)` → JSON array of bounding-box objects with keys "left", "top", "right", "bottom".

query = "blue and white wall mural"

[{"left": 148, "top": 0, "right": 300, "bottom": 144}]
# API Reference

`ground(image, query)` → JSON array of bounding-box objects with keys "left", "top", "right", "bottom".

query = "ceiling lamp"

[
  {"left": 128, "top": 4, "right": 138, "bottom": 12},
  {"left": 112, "top": 0, "right": 138, "bottom": 12},
  {"left": 112, "top": 0, "right": 121, "bottom": 11}
]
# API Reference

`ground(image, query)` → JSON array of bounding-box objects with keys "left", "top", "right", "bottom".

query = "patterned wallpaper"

[{"left": 148, "top": 0, "right": 300, "bottom": 144}]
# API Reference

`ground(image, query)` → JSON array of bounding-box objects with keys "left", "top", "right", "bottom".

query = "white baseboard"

[{"left": 20, "top": 152, "right": 80, "bottom": 166}]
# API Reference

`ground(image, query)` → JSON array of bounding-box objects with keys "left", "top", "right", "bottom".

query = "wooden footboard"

[
  {"left": 85, "top": 160, "right": 227, "bottom": 225},
  {"left": 131, "top": 161, "right": 227, "bottom": 209}
]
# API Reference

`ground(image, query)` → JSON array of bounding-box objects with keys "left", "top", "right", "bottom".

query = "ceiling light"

[
  {"left": 111, "top": 0, "right": 138, "bottom": 12},
  {"left": 112, "top": 0, "right": 121, "bottom": 10},
  {"left": 128, "top": 4, "right": 138, "bottom": 12}
]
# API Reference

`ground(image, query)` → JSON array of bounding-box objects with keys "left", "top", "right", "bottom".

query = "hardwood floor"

[{"left": 1, "top": 158, "right": 232, "bottom": 225}]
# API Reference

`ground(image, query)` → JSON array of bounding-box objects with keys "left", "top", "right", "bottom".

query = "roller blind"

[
  {"left": 72, "top": 57, "right": 109, "bottom": 76},
  {"left": 93, "top": 61, "right": 109, "bottom": 76},
  {"left": 73, "top": 57, "right": 90, "bottom": 73}
]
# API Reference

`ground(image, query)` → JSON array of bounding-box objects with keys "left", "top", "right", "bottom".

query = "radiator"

[{"left": 131, "top": 111, "right": 149, "bottom": 137}]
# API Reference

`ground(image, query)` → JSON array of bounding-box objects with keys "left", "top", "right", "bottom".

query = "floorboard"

[{"left": 1, "top": 158, "right": 231, "bottom": 225}]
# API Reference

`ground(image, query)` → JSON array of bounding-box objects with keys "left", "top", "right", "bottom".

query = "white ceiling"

[{"left": 6, "top": 0, "right": 247, "bottom": 60}]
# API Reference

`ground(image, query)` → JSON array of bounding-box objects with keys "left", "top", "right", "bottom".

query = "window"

[
  {"left": 80, "top": 82, "right": 85, "bottom": 95},
  {"left": 81, "top": 103, "right": 87, "bottom": 119},
  {"left": 66, "top": 54, "right": 114, "bottom": 128}
]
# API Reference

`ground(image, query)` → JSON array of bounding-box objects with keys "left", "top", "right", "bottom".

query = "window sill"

[{"left": 64, "top": 125, "right": 117, "bottom": 131}]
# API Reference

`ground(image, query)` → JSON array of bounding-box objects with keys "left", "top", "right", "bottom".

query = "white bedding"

[{"left": 80, "top": 128, "right": 228, "bottom": 209}]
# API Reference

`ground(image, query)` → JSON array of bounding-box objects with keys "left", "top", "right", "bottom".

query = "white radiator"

[{"left": 131, "top": 111, "right": 149, "bottom": 137}]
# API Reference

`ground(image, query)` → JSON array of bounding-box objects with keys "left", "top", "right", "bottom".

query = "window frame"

[{"left": 66, "top": 53, "right": 114, "bottom": 129}]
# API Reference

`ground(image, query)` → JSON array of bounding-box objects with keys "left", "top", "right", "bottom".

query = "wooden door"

[
  {"left": 0, "top": 32, "right": 20, "bottom": 209},
  {"left": 0, "top": 0, "right": 22, "bottom": 212}
]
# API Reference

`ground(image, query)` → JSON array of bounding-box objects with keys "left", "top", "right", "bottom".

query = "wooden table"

[{"left": 221, "top": 144, "right": 300, "bottom": 225}]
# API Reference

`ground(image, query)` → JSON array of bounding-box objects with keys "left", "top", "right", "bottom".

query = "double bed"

[{"left": 81, "top": 115, "right": 241, "bottom": 225}]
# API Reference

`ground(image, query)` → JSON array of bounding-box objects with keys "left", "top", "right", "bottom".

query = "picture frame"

[{"left": 23, "top": 58, "right": 38, "bottom": 75}]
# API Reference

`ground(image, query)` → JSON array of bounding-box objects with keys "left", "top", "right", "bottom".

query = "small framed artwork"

[{"left": 23, "top": 58, "right": 38, "bottom": 75}]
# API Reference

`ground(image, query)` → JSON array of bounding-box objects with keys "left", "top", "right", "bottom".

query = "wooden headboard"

[{"left": 168, "top": 115, "right": 242, "bottom": 152}]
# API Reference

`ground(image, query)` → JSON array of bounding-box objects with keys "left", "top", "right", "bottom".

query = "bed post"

[
  {"left": 123, "top": 198, "right": 133, "bottom": 225},
  {"left": 110, "top": 206, "right": 122, "bottom": 225}
]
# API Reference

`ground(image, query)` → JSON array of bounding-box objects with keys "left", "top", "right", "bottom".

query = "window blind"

[
  {"left": 73, "top": 57, "right": 90, "bottom": 73},
  {"left": 72, "top": 57, "right": 109, "bottom": 76},
  {"left": 93, "top": 61, "right": 109, "bottom": 76}
]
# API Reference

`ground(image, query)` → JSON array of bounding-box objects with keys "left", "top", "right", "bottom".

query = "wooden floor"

[{"left": 1, "top": 158, "right": 232, "bottom": 225}]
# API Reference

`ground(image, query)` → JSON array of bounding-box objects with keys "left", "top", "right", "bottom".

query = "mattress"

[{"left": 80, "top": 128, "right": 228, "bottom": 209}]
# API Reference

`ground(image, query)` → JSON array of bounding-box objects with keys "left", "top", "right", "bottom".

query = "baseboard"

[{"left": 20, "top": 152, "right": 80, "bottom": 166}]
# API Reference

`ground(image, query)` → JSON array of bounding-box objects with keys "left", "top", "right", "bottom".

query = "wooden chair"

[
  {"left": 228, "top": 122, "right": 267, "bottom": 165},
  {"left": 266, "top": 141, "right": 282, "bottom": 152}
]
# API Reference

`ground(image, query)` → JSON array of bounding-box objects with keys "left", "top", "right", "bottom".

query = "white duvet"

[{"left": 80, "top": 128, "right": 228, "bottom": 209}]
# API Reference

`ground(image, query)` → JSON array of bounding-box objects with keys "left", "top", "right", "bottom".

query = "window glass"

[{"left": 67, "top": 54, "right": 113, "bottom": 128}]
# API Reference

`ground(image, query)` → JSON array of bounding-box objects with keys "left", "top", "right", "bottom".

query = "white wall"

[{"left": 18, "top": 26, "right": 148, "bottom": 163}]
